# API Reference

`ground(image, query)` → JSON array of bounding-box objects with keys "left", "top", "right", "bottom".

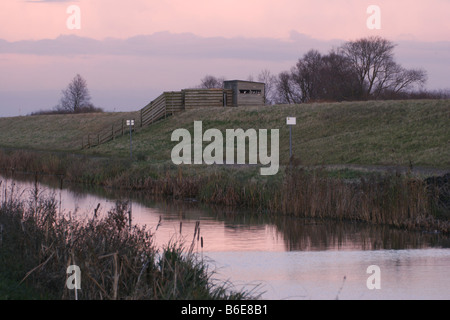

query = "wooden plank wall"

[
  {"left": 183, "top": 89, "right": 232, "bottom": 109},
  {"left": 141, "top": 93, "right": 165, "bottom": 127},
  {"left": 224, "top": 81, "right": 265, "bottom": 107},
  {"left": 140, "top": 91, "right": 183, "bottom": 127},
  {"left": 236, "top": 91, "right": 265, "bottom": 106},
  {"left": 164, "top": 91, "right": 184, "bottom": 114}
]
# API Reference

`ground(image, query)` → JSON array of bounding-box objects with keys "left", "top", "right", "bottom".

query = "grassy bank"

[
  {"left": 1, "top": 100, "right": 448, "bottom": 299},
  {"left": 0, "top": 148, "right": 448, "bottom": 234},
  {"left": 0, "top": 100, "right": 448, "bottom": 168},
  {"left": 0, "top": 111, "right": 139, "bottom": 151},
  {"left": 0, "top": 185, "right": 254, "bottom": 300},
  {"left": 0, "top": 100, "right": 448, "bottom": 233}
]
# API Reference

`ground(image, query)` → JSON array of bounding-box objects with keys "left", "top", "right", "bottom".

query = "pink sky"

[
  {"left": 0, "top": 0, "right": 449, "bottom": 116},
  {"left": 1, "top": 0, "right": 449, "bottom": 42}
]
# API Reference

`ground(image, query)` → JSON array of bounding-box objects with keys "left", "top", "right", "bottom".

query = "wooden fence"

[
  {"left": 140, "top": 91, "right": 183, "bottom": 127},
  {"left": 81, "top": 89, "right": 233, "bottom": 149},
  {"left": 183, "top": 89, "right": 232, "bottom": 109},
  {"left": 81, "top": 117, "right": 140, "bottom": 149}
]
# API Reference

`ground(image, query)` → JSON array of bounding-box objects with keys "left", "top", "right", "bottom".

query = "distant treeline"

[{"left": 200, "top": 36, "right": 450, "bottom": 105}]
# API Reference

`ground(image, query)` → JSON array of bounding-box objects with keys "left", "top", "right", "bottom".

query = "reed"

[
  {"left": 0, "top": 148, "right": 448, "bottom": 233},
  {"left": 277, "top": 167, "right": 446, "bottom": 231},
  {"left": 0, "top": 182, "right": 255, "bottom": 300}
]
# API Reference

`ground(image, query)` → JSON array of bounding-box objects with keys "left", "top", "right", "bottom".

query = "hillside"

[
  {"left": 0, "top": 111, "right": 139, "bottom": 151},
  {"left": 0, "top": 100, "right": 449, "bottom": 169}
]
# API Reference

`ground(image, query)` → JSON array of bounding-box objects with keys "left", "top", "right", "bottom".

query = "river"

[{"left": 1, "top": 173, "right": 449, "bottom": 300}]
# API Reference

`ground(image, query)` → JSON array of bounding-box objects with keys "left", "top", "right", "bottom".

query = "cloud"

[{"left": 0, "top": 31, "right": 342, "bottom": 61}]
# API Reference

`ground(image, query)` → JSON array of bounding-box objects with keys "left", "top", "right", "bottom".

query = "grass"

[
  {"left": 0, "top": 111, "right": 139, "bottom": 151},
  {"left": 0, "top": 100, "right": 448, "bottom": 168},
  {"left": 86, "top": 100, "right": 450, "bottom": 168}
]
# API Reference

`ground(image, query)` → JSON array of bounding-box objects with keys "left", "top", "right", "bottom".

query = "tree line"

[
  {"left": 31, "top": 36, "right": 448, "bottom": 116},
  {"left": 199, "top": 36, "right": 449, "bottom": 105}
]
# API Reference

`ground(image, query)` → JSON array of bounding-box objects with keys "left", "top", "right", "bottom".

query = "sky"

[{"left": 0, "top": 0, "right": 449, "bottom": 116}]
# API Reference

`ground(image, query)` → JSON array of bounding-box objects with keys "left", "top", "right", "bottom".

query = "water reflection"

[
  {"left": 272, "top": 216, "right": 447, "bottom": 251},
  {"left": 1, "top": 172, "right": 448, "bottom": 252}
]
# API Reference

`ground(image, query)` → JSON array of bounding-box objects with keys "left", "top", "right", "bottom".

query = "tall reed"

[
  {"left": 0, "top": 148, "right": 447, "bottom": 233},
  {"left": 0, "top": 181, "right": 254, "bottom": 300},
  {"left": 277, "top": 167, "right": 443, "bottom": 231}
]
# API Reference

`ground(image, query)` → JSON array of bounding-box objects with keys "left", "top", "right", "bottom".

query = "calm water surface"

[{"left": 2, "top": 173, "right": 449, "bottom": 300}]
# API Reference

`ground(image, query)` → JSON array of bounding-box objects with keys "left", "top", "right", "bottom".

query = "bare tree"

[
  {"left": 56, "top": 74, "right": 94, "bottom": 113},
  {"left": 339, "top": 36, "right": 395, "bottom": 98},
  {"left": 257, "top": 69, "right": 277, "bottom": 105},
  {"left": 291, "top": 50, "right": 324, "bottom": 102},
  {"left": 275, "top": 71, "right": 301, "bottom": 104},
  {"left": 199, "top": 75, "right": 225, "bottom": 89},
  {"left": 339, "top": 36, "right": 426, "bottom": 99},
  {"left": 386, "top": 67, "right": 427, "bottom": 95},
  {"left": 319, "top": 51, "right": 361, "bottom": 101}
]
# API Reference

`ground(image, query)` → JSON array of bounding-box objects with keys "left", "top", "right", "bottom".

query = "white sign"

[
  {"left": 127, "top": 120, "right": 135, "bottom": 126},
  {"left": 286, "top": 117, "right": 296, "bottom": 125}
]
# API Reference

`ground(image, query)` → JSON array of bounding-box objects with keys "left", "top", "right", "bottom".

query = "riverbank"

[
  {"left": 0, "top": 186, "right": 255, "bottom": 300},
  {"left": 1, "top": 99, "right": 449, "bottom": 298},
  {"left": 0, "top": 148, "right": 449, "bottom": 234},
  {"left": 0, "top": 100, "right": 448, "bottom": 234}
]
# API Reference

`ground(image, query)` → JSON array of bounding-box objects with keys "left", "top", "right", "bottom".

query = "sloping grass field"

[{"left": 0, "top": 99, "right": 448, "bottom": 169}]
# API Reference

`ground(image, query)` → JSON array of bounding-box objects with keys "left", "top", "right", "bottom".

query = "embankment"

[{"left": 0, "top": 99, "right": 449, "bottom": 233}]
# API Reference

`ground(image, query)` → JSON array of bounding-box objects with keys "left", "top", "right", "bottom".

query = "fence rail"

[
  {"left": 81, "top": 118, "right": 139, "bottom": 149},
  {"left": 140, "top": 91, "right": 183, "bottom": 128},
  {"left": 81, "top": 89, "right": 231, "bottom": 149}
]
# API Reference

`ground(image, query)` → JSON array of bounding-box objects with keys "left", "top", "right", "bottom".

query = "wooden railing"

[
  {"left": 81, "top": 117, "right": 139, "bottom": 149},
  {"left": 81, "top": 89, "right": 230, "bottom": 149},
  {"left": 140, "top": 91, "right": 184, "bottom": 127}
]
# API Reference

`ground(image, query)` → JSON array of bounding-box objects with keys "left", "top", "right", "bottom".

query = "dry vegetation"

[{"left": 0, "top": 182, "right": 254, "bottom": 300}]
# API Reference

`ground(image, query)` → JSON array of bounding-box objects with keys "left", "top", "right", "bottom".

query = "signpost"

[
  {"left": 286, "top": 117, "right": 296, "bottom": 166},
  {"left": 127, "top": 120, "right": 135, "bottom": 160}
]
